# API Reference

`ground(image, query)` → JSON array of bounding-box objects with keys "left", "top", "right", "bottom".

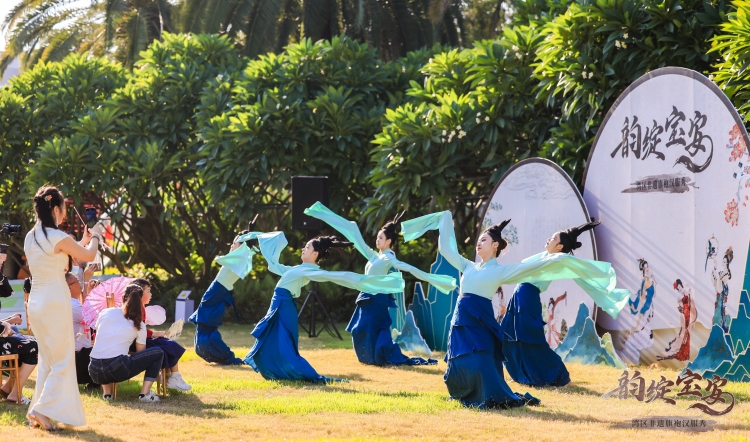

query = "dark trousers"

[
  {"left": 75, "top": 346, "right": 97, "bottom": 385},
  {"left": 88, "top": 347, "right": 164, "bottom": 385}
]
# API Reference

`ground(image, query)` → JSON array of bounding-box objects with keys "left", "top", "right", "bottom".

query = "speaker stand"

[{"left": 297, "top": 282, "right": 343, "bottom": 340}]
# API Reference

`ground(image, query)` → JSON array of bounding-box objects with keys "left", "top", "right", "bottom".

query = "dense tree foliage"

[{"left": 3, "top": 0, "right": 750, "bottom": 321}]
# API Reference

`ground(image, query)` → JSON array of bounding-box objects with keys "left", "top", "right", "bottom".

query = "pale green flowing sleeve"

[
  {"left": 387, "top": 258, "right": 457, "bottom": 294},
  {"left": 214, "top": 242, "right": 256, "bottom": 283},
  {"left": 237, "top": 231, "right": 291, "bottom": 276},
  {"left": 304, "top": 202, "right": 377, "bottom": 261},
  {"left": 305, "top": 269, "right": 405, "bottom": 294},
  {"left": 401, "top": 211, "right": 473, "bottom": 273},
  {"left": 498, "top": 252, "right": 630, "bottom": 319}
]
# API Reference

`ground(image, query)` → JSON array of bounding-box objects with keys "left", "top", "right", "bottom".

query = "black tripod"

[{"left": 297, "top": 282, "right": 342, "bottom": 340}]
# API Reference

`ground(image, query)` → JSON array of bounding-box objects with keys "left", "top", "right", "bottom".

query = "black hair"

[
  {"left": 558, "top": 220, "right": 600, "bottom": 254},
  {"left": 379, "top": 221, "right": 399, "bottom": 248},
  {"left": 483, "top": 220, "right": 510, "bottom": 257},
  {"left": 674, "top": 279, "right": 683, "bottom": 289},
  {"left": 638, "top": 258, "right": 648, "bottom": 273},
  {"left": 122, "top": 284, "right": 144, "bottom": 330},
  {"left": 310, "top": 235, "right": 353, "bottom": 263},
  {"left": 724, "top": 247, "right": 733, "bottom": 280},
  {"left": 131, "top": 278, "right": 151, "bottom": 289},
  {"left": 23, "top": 278, "right": 31, "bottom": 294},
  {"left": 33, "top": 185, "right": 64, "bottom": 239}
]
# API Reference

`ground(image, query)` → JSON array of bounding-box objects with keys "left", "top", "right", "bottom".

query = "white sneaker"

[
  {"left": 139, "top": 391, "right": 160, "bottom": 403},
  {"left": 166, "top": 372, "right": 192, "bottom": 391}
]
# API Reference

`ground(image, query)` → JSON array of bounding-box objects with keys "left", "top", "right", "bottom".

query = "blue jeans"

[{"left": 88, "top": 347, "right": 164, "bottom": 384}]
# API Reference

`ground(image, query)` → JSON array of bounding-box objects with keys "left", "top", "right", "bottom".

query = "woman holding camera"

[{"left": 23, "top": 186, "right": 102, "bottom": 431}]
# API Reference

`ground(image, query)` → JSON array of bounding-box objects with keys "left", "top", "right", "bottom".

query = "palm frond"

[
  {"left": 303, "top": 0, "right": 339, "bottom": 42},
  {"left": 244, "top": 0, "right": 284, "bottom": 58}
]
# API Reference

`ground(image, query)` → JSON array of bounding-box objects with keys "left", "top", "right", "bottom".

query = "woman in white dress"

[{"left": 24, "top": 185, "right": 102, "bottom": 431}]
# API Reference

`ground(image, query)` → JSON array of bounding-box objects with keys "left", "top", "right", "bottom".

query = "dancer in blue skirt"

[
  {"left": 189, "top": 240, "right": 256, "bottom": 365},
  {"left": 500, "top": 221, "right": 629, "bottom": 387},
  {"left": 401, "top": 211, "right": 629, "bottom": 409},
  {"left": 304, "top": 202, "right": 456, "bottom": 366},
  {"left": 238, "top": 231, "right": 404, "bottom": 382}
]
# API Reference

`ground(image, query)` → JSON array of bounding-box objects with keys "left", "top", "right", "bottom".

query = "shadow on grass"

[
  {"left": 96, "top": 383, "right": 228, "bottom": 419},
  {"left": 480, "top": 403, "right": 609, "bottom": 424},
  {"left": 49, "top": 429, "right": 129, "bottom": 441}
]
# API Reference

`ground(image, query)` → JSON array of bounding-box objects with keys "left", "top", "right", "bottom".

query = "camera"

[
  {"left": 0, "top": 223, "right": 21, "bottom": 237},
  {"left": 85, "top": 208, "right": 98, "bottom": 229},
  {"left": 0, "top": 223, "right": 21, "bottom": 254}
]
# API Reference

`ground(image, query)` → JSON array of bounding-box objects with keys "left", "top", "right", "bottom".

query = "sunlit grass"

[{"left": 0, "top": 323, "right": 747, "bottom": 441}]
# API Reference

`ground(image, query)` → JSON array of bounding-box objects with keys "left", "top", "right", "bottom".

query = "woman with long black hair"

[{"left": 23, "top": 185, "right": 102, "bottom": 430}]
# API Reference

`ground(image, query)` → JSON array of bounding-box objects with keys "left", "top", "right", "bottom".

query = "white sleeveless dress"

[{"left": 24, "top": 223, "right": 86, "bottom": 426}]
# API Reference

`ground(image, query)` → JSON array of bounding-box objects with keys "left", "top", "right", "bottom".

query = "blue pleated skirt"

[
  {"left": 146, "top": 337, "right": 186, "bottom": 369},
  {"left": 444, "top": 293, "right": 540, "bottom": 409},
  {"left": 194, "top": 324, "right": 244, "bottom": 365},
  {"left": 500, "top": 283, "right": 570, "bottom": 387},
  {"left": 346, "top": 292, "right": 436, "bottom": 366},
  {"left": 244, "top": 288, "right": 341, "bottom": 383}
]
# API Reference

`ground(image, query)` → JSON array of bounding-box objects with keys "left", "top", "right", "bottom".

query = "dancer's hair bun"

[
  {"left": 311, "top": 235, "right": 353, "bottom": 261},
  {"left": 559, "top": 220, "right": 600, "bottom": 254},
  {"left": 380, "top": 221, "right": 399, "bottom": 246},
  {"left": 483, "top": 219, "right": 510, "bottom": 257}
]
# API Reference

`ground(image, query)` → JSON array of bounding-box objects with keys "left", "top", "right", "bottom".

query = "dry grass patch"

[{"left": 0, "top": 324, "right": 748, "bottom": 441}]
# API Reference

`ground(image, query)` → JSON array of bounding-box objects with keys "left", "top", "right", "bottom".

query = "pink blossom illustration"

[
  {"left": 727, "top": 124, "right": 747, "bottom": 162},
  {"left": 725, "top": 200, "right": 740, "bottom": 226}
]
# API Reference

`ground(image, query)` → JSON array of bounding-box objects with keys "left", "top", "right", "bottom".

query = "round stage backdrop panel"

[
  {"left": 479, "top": 158, "right": 597, "bottom": 349},
  {"left": 583, "top": 67, "right": 750, "bottom": 366}
]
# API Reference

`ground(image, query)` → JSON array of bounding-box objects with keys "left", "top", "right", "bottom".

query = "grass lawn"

[{"left": 1, "top": 323, "right": 749, "bottom": 441}]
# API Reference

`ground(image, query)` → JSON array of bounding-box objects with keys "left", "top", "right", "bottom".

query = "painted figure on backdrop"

[
  {"left": 545, "top": 292, "right": 568, "bottom": 348},
  {"left": 492, "top": 286, "right": 506, "bottom": 323},
  {"left": 657, "top": 279, "right": 697, "bottom": 361},
  {"left": 712, "top": 247, "right": 733, "bottom": 333},
  {"left": 628, "top": 259, "right": 656, "bottom": 331},
  {"left": 621, "top": 259, "right": 656, "bottom": 364}
]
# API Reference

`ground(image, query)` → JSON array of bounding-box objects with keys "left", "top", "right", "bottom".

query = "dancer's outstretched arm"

[
  {"left": 305, "top": 268, "right": 405, "bottom": 295},
  {"left": 401, "top": 211, "right": 473, "bottom": 273},
  {"left": 304, "top": 202, "right": 378, "bottom": 261},
  {"left": 498, "top": 252, "right": 629, "bottom": 319},
  {"left": 386, "top": 258, "right": 456, "bottom": 294},
  {"left": 305, "top": 202, "right": 456, "bottom": 294},
  {"left": 237, "top": 231, "right": 291, "bottom": 276}
]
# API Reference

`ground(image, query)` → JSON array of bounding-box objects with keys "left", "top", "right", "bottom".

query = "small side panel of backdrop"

[
  {"left": 407, "top": 253, "right": 460, "bottom": 352},
  {"left": 479, "top": 158, "right": 597, "bottom": 349}
]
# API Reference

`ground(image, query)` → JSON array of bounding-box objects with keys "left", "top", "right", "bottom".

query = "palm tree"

[
  {"left": 0, "top": 0, "right": 172, "bottom": 75},
  {"left": 1, "top": 0, "right": 499, "bottom": 76},
  {"left": 175, "top": 0, "right": 468, "bottom": 60}
]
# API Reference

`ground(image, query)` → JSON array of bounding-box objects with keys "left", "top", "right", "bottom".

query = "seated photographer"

[
  {"left": 88, "top": 284, "right": 164, "bottom": 402},
  {"left": 66, "top": 272, "right": 99, "bottom": 390},
  {"left": 130, "top": 278, "right": 191, "bottom": 392},
  {"left": 0, "top": 314, "right": 38, "bottom": 405}
]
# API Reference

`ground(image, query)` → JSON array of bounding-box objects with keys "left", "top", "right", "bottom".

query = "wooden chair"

[
  {"left": 156, "top": 368, "right": 169, "bottom": 397},
  {"left": 0, "top": 354, "right": 22, "bottom": 405}
]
